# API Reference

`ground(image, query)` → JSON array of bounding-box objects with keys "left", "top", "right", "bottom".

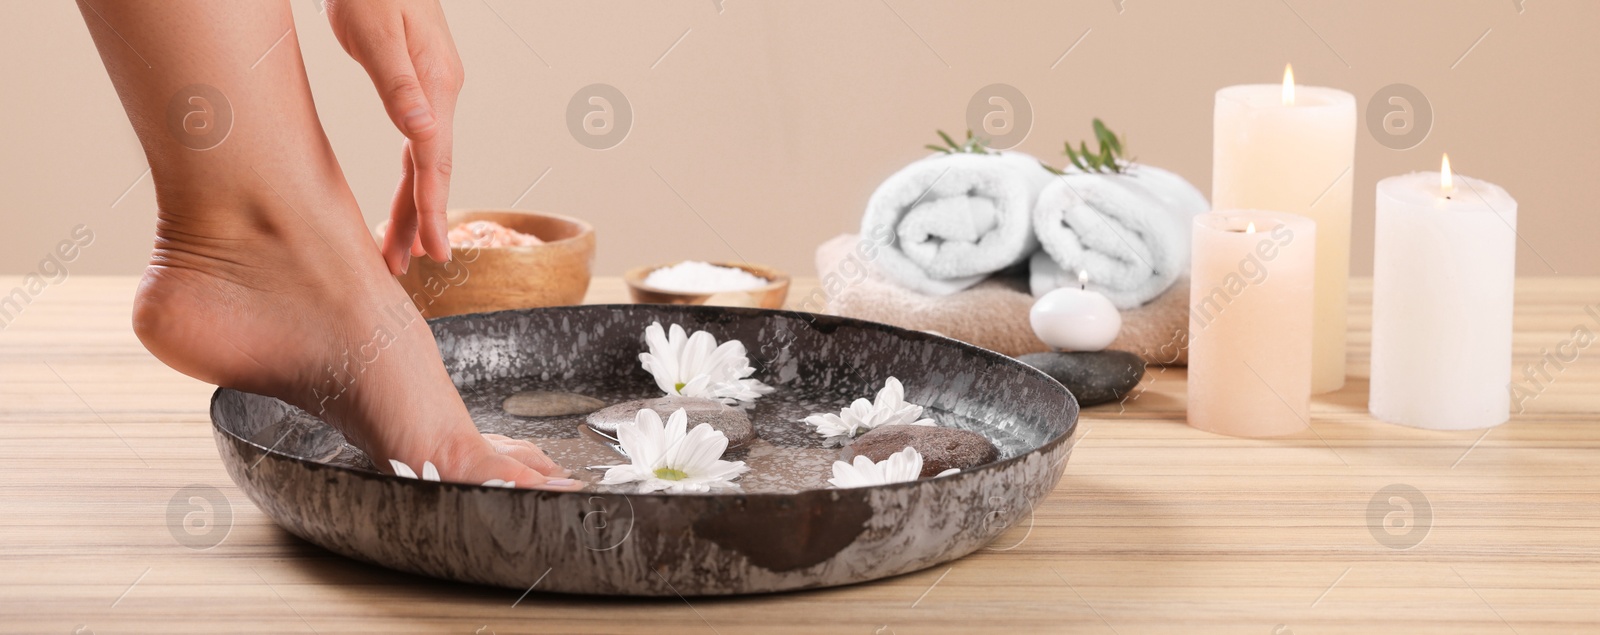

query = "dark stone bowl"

[{"left": 210, "top": 305, "right": 1079, "bottom": 596}]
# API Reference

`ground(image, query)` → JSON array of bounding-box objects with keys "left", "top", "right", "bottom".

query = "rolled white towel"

[
  {"left": 1029, "top": 165, "right": 1209, "bottom": 309},
  {"left": 863, "top": 152, "right": 1055, "bottom": 296}
]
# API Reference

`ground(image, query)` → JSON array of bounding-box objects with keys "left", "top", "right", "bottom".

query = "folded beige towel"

[{"left": 810, "top": 234, "right": 1189, "bottom": 366}]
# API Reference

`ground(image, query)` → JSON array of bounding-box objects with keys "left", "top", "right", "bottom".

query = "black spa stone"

[{"left": 1016, "top": 350, "right": 1145, "bottom": 407}]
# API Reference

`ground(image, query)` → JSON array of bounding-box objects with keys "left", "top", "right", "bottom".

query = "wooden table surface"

[{"left": 3, "top": 275, "right": 1598, "bottom": 634}]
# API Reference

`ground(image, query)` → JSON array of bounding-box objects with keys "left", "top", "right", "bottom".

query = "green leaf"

[
  {"left": 927, "top": 129, "right": 992, "bottom": 155},
  {"left": 1065, "top": 145, "right": 1087, "bottom": 171},
  {"left": 1058, "top": 119, "right": 1131, "bottom": 174},
  {"left": 1093, "top": 118, "right": 1122, "bottom": 156},
  {"left": 963, "top": 130, "right": 984, "bottom": 154}
]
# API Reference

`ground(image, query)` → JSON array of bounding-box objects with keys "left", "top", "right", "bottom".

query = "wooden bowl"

[
  {"left": 624, "top": 262, "right": 790, "bottom": 309},
  {"left": 393, "top": 209, "right": 594, "bottom": 318}
]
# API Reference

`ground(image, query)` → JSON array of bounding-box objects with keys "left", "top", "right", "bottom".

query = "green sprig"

[
  {"left": 1042, "top": 118, "right": 1130, "bottom": 175},
  {"left": 925, "top": 129, "right": 993, "bottom": 155}
]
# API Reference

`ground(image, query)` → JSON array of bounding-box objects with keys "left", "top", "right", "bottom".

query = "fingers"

[
  {"left": 382, "top": 142, "right": 420, "bottom": 275},
  {"left": 404, "top": 85, "right": 455, "bottom": 262},
  {"left": 337, "top": 4, "right": 462, "bottom": 263},
  {"left": 343, "top": 17, "right": 440, "bottom": 146}
]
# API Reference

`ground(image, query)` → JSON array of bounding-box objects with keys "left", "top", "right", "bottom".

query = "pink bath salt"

[{"left": 448, "top": 220, "right": 544, "bottom": 249}]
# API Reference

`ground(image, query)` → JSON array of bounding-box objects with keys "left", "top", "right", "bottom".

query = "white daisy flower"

[
  {"left": 600, "top": 408, "right": 750, "bottom": 494},
  {"left": 804, "top": 377, "right": 936, "bottom": 446},
  {"left": 639, "top": 322, "right": 774, "bottom": 405},
  {"left": 828, "top": 446, "right": 960, "bottom": 488},
  {"left": 389, "top": 459, "right": 440, "bottom": 482}
]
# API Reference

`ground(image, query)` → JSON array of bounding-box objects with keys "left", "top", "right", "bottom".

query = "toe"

[
  {"left": 484, "top": 434, "right": 568, "bottom": 477},
  {"left": 472, "top": 454, "right": 585, "bottom": 491}
]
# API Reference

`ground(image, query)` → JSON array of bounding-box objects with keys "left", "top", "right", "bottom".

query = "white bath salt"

[{"left": 644, "top": 261, "right": 769, "bottom": 293}]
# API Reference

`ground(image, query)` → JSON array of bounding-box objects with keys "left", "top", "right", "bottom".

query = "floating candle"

[
  {"left": 1029, "top": 271, "right": 1122, "bottom": 352},
  {"left": 1187, "top": 210, "right": 1316, "bottom": 437},
  {"left": 1213, "top": 64, "right": 1355, "bottom": 393},
  {"left": 1369, "top": 155, "right": 1518, "bottom": 429}
]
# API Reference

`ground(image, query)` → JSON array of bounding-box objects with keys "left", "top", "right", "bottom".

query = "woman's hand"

[{"left": 326, "top": 0, "right": 464, "bottom": 274}]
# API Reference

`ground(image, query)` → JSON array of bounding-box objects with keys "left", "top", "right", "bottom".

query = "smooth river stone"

[
  {"left": 503, "top": 391, "right": 607, "bottom": 417},
  {"left": 585, "top": 396, "right": 756, "bottom": 447},
  {"left": 1016, "top": 350, "right": 1145, "bottom": 407},
  {"left": 846, "top": 424, "right": 999, "bottom": 477}
]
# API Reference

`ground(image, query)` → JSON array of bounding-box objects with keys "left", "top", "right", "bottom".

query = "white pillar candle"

[
  {"left": 1213, "top": 65, "right": 1355, "bottom": 394},
  {"left": 1187, "top": 210, "right": 1317, "bottom": 437},
  {"left": 1369, "top": 156, "right": 1518, "bottom": 430}
]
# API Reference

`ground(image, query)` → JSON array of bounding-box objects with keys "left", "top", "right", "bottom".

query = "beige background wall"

[{"left": 3, "top": 0, "right": 1596, "bottom": 277}]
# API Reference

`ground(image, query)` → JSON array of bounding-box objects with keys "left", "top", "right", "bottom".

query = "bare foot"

[
  {"left": 74, "top": 0, "right": 572, "bottom": 490},
  {"left": 131, "top": 174, "right": 580, "bottom": 491}
]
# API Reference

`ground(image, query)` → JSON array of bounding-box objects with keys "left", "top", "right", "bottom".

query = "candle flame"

[
  {"left": 1077, "top": 270, "right": 1089, "bottom": 289},
  {"left": 1441, "top": 153, "right": 1454, "bottom": 193},
  {"left": 1246, "top": 221, "right": 1257, "bottom": 234},
  {"left": 1282, "top": 64, "right": 1295, "bottom": 106}
]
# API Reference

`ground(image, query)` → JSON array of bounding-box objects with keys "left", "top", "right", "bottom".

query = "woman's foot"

[
  {"left": 131, "top": 174, "right": 580, "bottom": 491},
  {"left": 75, "top": 0, "right": 572, "bottom": 489}
]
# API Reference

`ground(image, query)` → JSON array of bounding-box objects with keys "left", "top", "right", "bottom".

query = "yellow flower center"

[
  {"left": 674, "top": 382, "right": 686, "bottom": 393},
  {"left": 654, "top": 467, "right": 689, "bottom": 481}
]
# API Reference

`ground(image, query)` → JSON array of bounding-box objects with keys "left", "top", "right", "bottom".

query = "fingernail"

[
  {"left": 399, "top": 253, "right": 410, "bottom": 275},
  {"left": 404, "top": 107, "right": 434, "bottom": 134},
  {"left": 545, "top": 478, "right": 577, "bottom": 487}
]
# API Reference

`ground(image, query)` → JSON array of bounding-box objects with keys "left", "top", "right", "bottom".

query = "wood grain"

[{"left": 2, "top": 276, "right": 1599, "bottom": 634}]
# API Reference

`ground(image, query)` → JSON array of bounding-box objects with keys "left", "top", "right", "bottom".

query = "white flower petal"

[
  {"left": 600, "top": 464, "right": 649, "bottom": 485},
  {"left": 421, "top": 461, "right": 440, "bottom": 482},
  {"left": 681, "top": 374, "right": 715, "bottom": 399},
  {"left": 883, "top": 446, "right": 924, "bottom": 482},
  {"left": 672, "top": 423, "right": 730, "bottom": 472},
  {"left": 664, "top": 408, "right": 689, "bottom": 442},
  {"left": 681, "top": 332, "right": 719, "bottom": 379},
  {"left": 389, "top": 459, "right": 418, "bottom": 479},
  {"left": 827, "top": 447, "right": 929, "bottom": 488},
  {"left": 876, "top": 377, "right": 907, "bottom": 411},
  {"left": 622, "top": 408, "right": 669, "bottom": 467}
]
